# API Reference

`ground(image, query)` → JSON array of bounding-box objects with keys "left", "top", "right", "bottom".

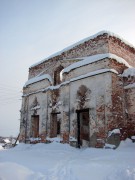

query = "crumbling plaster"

[{"left": 20, "top": 31, "right": 135, "bottom": 148}]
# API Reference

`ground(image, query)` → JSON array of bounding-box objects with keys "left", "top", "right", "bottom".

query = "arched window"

[{"left": 54, "top": 65, "right": 64, "bottom": 85}]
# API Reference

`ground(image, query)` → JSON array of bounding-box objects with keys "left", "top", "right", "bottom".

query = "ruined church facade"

[{"left": 19, "top": 31, "right": 135, "bottom": 148}]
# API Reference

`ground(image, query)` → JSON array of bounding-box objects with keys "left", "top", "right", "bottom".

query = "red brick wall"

[
  {"left": 109, "top": 74, "right": 126, "bottom": 131},
  {"left": 29, "top": 34, "right": 109, "bottom": 79},
  {"left": 29, "top": 59, "right": 77, "bottom": 79},
  {"left": 125, "top": 88, "right": 135, "bottom": 137},
  {"left": 108, "top": 36, "right": 135, "bottom": 67},
  {"left": 109, "top": 59, "right": 127, "bottom": 74},
  {"left": 29, "top": 33, "right": 135, "bottom": 81}
]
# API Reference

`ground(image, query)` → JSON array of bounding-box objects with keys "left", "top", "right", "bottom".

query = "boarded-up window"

[{"left": 31, "top": 115, "right": 39, "bottom": 138}]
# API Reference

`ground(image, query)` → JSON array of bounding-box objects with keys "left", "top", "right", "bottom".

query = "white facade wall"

[
  {"left": 68, "top": 72, "right": 112, "bottom": 146},
  {"left": 63, "top": 58, "right": 110, "bottom": 82}
]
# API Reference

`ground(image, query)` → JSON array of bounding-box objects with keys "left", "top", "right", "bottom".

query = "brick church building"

[{"left": 19, "top": 31, "right": 135, "bottom": 148}]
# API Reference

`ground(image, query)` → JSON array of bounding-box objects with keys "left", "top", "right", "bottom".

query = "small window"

[{"left": 54, "top": 66, "right": 64, "bottom": 85}]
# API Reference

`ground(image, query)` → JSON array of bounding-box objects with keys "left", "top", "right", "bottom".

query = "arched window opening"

[{"left": 54, "top": 65, "right": 64, "bottom": 85}]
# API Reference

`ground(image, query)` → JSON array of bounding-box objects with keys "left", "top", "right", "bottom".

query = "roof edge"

[
  {"left": 62, "top": 53, "right": 131, "bottom": 74},
  {"left": 30, "top": 30, "right": 135, "bottom": 69}
]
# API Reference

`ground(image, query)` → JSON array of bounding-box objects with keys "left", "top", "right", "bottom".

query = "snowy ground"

[{"left": 0, "top": 139, "right": 135, "bottom": 180}]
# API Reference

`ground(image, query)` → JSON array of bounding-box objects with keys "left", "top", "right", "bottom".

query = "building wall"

[
  {"left": 68, "top": 72, "right": 112, "bottom": 147},
  {"left": 63, "top": 58, "right": 110, "bottom": 82},
  {"left": 29, "top": 59, "right": 80, "bottom": 80},
  {"left": 20, "top": 32, "right": 135, "bottom": 147},
  {"left": 28, "top": 34, "right": 109, "bottom": 79},
  {"left": 59, "top": 85, "right": 70, "bottom": 143},
  {"left": 108, "top": 36, "right": 135, "bottom": 66},
  {"left": 108, "top": 74, "right": 126, "bottom": 130},
  {"left": 125, "top": 87, "right": 135, "bottom": 137},
  {"left": 29, "top": 33, "right": 135, "bottom": 82},
  {"left": 23, "top": 78, "right": 51, "bottom": 94},
  {"left": 20, "top": 80, "right": 49, "bottom": 142}
]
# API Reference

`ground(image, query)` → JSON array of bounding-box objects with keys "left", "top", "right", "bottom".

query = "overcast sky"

[{"left": 0, "top": 0, "right": 135, "bottom": 137}]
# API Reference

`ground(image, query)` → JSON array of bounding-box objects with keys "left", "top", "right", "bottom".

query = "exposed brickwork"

[
  {"left": 62, "top": 132, "right": 69, "bottom": 143},
  {"left": 29, "top": 59, "right": 79, "bottom": 80},
  {"left": 29, "top": 33, "right": 135, "bottom": 82},
  {"left": 109, "top": 74, "right": 126, "bottom": 130},
  {"left": 29, "top": 34, "right": 109, "bottom": 79},
  {"left": 39, "top": 134, "right": 46, "bottom": 143},
  {"left": 109, "top": 59, "right": 127, "bottom": 74},
  {"left": 60, "top": 34, "right": 109, "bottom": 59},
  {"left": 20, "top": 31, "right": 135, "bottom": 148},
  {"left": 95, "top": 95, "right": 106, "bottom": 148},
  {"left": 124, "top": 87, "right": 135, "bottom": 137},
  {"left": 123, "top": 76, "right": 135, "bottom": 86},
  {"left": 108, "top": 36, "right": 135, "bottom": 66}
]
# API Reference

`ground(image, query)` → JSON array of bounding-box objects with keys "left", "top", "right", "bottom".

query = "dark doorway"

[
  {"left": 50, "top": 113, "right": 61, "bottom": 138},
  {"left": 76, "top": 109, "right": 89, "bottom": 148},
  {"left": 31, "top": 115, "right": 39, "bottom": 138},
  {"left": 57, "top": 120, "right": 60, "bottom": 135}
]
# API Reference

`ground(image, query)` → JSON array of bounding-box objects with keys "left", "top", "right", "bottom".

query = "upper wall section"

[
  {"left": 28, "top": 31, "right": 135, "bottom": 79},
  {"left": 28, "top": 59, "right": 81, "bottom": 81},
  {"left": 29, "top": 32, "right": 109, "bottom": 79},
  {"left": 108, "top": 36, "right": 135, "bottom": 67}
]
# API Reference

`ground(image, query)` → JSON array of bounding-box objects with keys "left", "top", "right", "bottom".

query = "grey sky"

[{"left": 0, "top": 0, "right": 135, "bottom": 136}]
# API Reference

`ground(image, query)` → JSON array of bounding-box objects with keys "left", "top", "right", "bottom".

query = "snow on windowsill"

[
  {"left": 31, "top": 105, "right": 40, "bottom": 111},
  {"left": 23, "top": 68, "right": 118, "bottom": 97}
]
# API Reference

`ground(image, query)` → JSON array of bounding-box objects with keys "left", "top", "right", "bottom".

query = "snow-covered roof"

[
  {"left": 30, "top": 31, "right": 135, "bottom": 68},
  {"left": 23, "top": 68, "right": 118, "bottom": 97},
  {"left": 122, "top": 67, "right": 135, "bottom": 77},
  {"left": 47, "top": 69, "right": 118, "bottom": 90},
  {"left": 24, "top": 74, "right": 52, "bottom": 87},
  {"left": 70, "top": 69, "right": 118, "bottom": 82},
  {"left": 62, "top": 53, "right": 130, "bottom": 74},
  {"left": 124, "top": 83, "right": 135, "bottom": 89}
]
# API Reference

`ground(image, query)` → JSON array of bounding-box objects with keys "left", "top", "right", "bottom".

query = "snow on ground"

[
  {"left": 0, "top": 139, "right": 135, "bottom": 180},
  {"left": 3, "top": 138, "right": 10, "bottom": 143}
]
